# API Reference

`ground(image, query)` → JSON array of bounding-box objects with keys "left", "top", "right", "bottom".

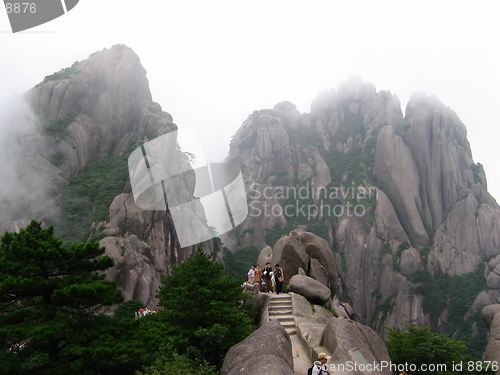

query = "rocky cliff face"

[
  {"left": 3, "top": 46, "right": 499, "bottom": 353},
  {"left": 227, "top": 75, "right": 500, "bottom": 352},
  {"left": 0, "top": 45, "right": 212, "bottom": 309},
  {"left": 29, "top": 44, "right": 160, "bottom": 178}
]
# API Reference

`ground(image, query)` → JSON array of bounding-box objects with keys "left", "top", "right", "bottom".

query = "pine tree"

[
  {"left": 156, "top": 246, "right": 254, "bottom": 367},
  {"left": 385, "top": 324, "right": 482, "bottom": 375},
  {"left": 0, "top": 220, "right": 123, "bottom": 373}
]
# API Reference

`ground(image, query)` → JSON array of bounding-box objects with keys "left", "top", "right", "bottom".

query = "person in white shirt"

[
  {"left": 247, "top": 265, "right": 255, "bottom": 284},
  {"left": 269, "top": 271, "right": 275, "bottom": 293},
  {"left": 312, "top": 352, "right": 331, "bottom": 375}
]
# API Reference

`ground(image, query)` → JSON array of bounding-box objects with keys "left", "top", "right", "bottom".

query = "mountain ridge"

[
  {"left": 1, "top": 45, "right": 499, "bottom": 357},
  {"left": 225, "top": 75, "right": 500, "bottom": 356},
  {"left": 0, "top": 44, "right": 214, "bottom": 309}
]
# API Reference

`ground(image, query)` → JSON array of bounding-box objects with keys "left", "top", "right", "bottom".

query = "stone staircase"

[
  {"left": 268, "top": 293, "right": 296, "bottom": 336},
  {"left": 267, "top": 293, "right": 312, "bottom": 374}
]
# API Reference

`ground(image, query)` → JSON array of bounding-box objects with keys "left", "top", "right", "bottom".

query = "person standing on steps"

[
  {"left": 274, "top": 264, "right": 284, "bottom": 294},
  {"left": 270, "top": 270, "right": 275, "bottom": 293},
  {"left": 247, "top": 265, "right": 255, "bottom": 284},
  {"left": 254, "top": 264, "right": 262, "bottom": 292},
  {"left": 263, "top": 262, "right": 273, "bottom": 293}
]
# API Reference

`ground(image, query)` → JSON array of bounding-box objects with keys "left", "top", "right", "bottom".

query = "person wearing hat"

[{"left": 311, "top": 352, "right": 331, "bottom": 375}]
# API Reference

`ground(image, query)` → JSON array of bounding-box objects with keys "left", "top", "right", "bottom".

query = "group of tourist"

[
  {"left": 134, "top": 307, "right": 158, "bottom": 319},
  {"left": 246, "top": 262, "right": 285, "bottom": 294}
]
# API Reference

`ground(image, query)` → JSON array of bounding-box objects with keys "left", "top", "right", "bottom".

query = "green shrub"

[
  {"left": 306, "top": 221, "right": 329, "bottom": 241},
  {"left": 136, "top": 351, "right": 217, "bottom": 375},
  {"left": 55, "top": 146, "right": 134, "bottom": 245},
  {"left": 50, "top": 151, "right": 65, "bottom": 166},
  {"left": 471, "top": 163, "right": 483, "bottom": 184},
  {"left": 41, "top": 61, "right": 80, "bottom": 83},
  {"left": 288, "top": 124, "right": 323, "bottom": 149},
  {"left": 394, "top": 119, "right": 411, "bottom": 135},
  {"left": 43, "top": 111, "right": 77, "bottom": 138},
  {"left": 223, "top": 246, "right": 260, "bottom": 281},
  {"left": 407, "top": 267, "right": 487, "bottom": 359},
  {"left": 157, "top": 248, "right": 254, "bottom": 368},
  {"left": 114, "top": 300, "right": 145, "bottom": 320},
  {"left": 385, "top": 324, "right": 477, "bottom": 375},
  {"left": 339, "top": 252, "right": 348, "bottom": 272},
  {"left": 264, "top": 222, "right": 297, "bottom": 248}
]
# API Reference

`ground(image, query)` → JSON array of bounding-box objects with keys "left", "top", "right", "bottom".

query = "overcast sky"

[{"left": 1, "top": 1, "right": 499, "bottom": 200}]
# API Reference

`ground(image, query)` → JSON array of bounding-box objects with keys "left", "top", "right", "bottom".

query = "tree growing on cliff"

[
  {"left": 0, "top": 220, "right": 123, "bottom": 373},
  {"left": 156, "top": 247, "right": 254, "bottom": 367},
  {"left": 385, "top": 324, "right": 491, "bottom": 375}
]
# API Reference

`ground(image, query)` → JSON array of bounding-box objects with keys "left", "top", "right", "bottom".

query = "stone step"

[
  {"left": 267, "top": 293, "right": 297, "bottom": 335},
  {"left": 268, "top": 309, "right": 293, "bottom": 315},
  {"left": 270, "top": 312, "right": 292, "bottom": 317},
  {"left": 269, "top": 319, "right": 297, "bottom": 328},
  {"left": 269, "top": 313, "right": 295, "bottom": 320},
  {"left": 271, "top": 312, "right": 294, "bottom": 318},
  {"left": 286, "top": 328, "right": 297, "bottom": 336},
  {"left": 269, "top": 293, "right": 292, "bottom": 300},
  {"left": 269, "top": 307, "right": 292, "bottom": 313},
  {"left": 269, "top": 302, "right": 291, "bottom": 307},
  {"left": 269, "top": 306, "right": 292, "bottom": 311},
  {"left": 271, "top": 316, "right": 295, "bottom": 323}
]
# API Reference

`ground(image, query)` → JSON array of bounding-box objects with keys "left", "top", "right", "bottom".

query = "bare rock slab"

[
  {"left": 289, "top": 274, "right": 331, "bottom": 305},
  {"left": 221, "top": 320, "right": 294, "bottom": 375}
]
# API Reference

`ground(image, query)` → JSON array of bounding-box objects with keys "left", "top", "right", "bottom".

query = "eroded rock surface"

[
  {"left": 221, "top": 320, "right": 293, "bottom": 375},
  {"left": 482, "top": 305, "right": 500, "bottom": 369},
  {"left": 289, "top": 275, "right": 331, "bottom": 305},
  {"left": 259, "top": 231, "right": 337, "bottom": 298},
  {"left": 0, "top": 45, "right": 212, "bottom": 309},
  {"left": 228, "top": 76, "right": 500, "bottom": 343}
]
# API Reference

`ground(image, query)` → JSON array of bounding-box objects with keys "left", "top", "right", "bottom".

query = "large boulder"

[
  {"left": 257, "top": 245, "right": 273, "bottom": 269},
  {"left": 322, "top": 318, "right": 391, "bottom": 375},
  {"left": 373, "top": 124, "right": 429, "bottom": 246},
  {"left": 483, "top": 304, "right": 500, "bottom": 368},
  {"left": 291, "top": 292, "right": 334, "bottom": 324},
  {"left": 291, "top": 292, "right": 314, "bottom": 318},
  {"left": 299, "top": 231, "right": 337, "bottom": 292},
  {"left": 258, "top": 231, "right": 337, "bottom": 297},
  {"left": 272, "top": 231, "right": 310, "bottom": 285},
  {"left": 289, "top": 274, "right": 331, "bottom": 305},
  {"left": 221, "top": 320, "right": 293, "bottom": 375}
]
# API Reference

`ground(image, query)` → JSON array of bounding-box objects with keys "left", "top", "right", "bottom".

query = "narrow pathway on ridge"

[{"left": 267, "top": 293, "right": 311, "bottom": 374}]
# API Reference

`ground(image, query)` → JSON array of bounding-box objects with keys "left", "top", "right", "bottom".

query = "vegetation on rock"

[
  {"left": 408, "top": 267, "right": 487, "bottom": 358},
  {"left": 55, "top": 146, "right": 134, "bottom": 245},
  {"left": 157, "top": 247, "right": 254, "bottom": 368},
  {"left": 0, "top": 220, "right": 122, "bottom": 373},
  {"left": 0, "top": 223, "right": 251, "bottom": 374},
  {"left": 385, "top": 324, "right": 492, "bottom": 375},
  {"left": 223, "top": 245, "right": 260, "bottom": 281}
]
